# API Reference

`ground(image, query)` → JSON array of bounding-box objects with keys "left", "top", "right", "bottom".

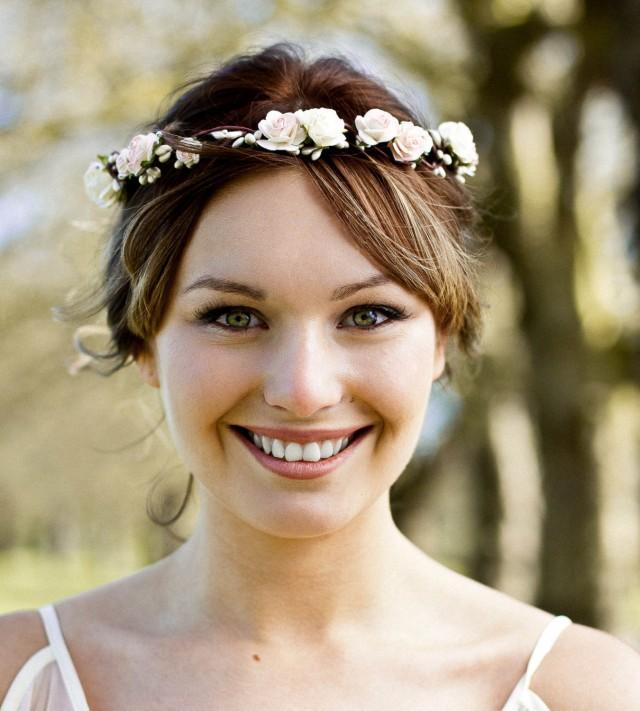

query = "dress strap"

[
  {"left": 0, "top": 647, "right": 55, "bottom": 711},
  {"left": 522, "top": 614, "right": 573, "bottom": 690},
  {"left": 38, "top": 605, "right": 91, "bottom": 711}
]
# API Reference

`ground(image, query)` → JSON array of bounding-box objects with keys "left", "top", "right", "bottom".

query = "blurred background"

[{"left": 1, "top": 0, "right": 639, "bottom": 649}]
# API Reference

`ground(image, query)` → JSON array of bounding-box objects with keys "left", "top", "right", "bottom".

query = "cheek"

[
  {"left": 351, "top": 329, "right": 437, "bottom": 474},
  {"left": 155, "top": 323, "right": 436, "bottom": 463},
  {"left": 363, "top": 332, "right": 435, "bottom": 421},
  {"left": 155, "top": 331, "right": 255, "bottom": 445}
]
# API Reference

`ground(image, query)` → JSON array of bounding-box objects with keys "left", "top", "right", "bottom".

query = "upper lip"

[{"left": 231, "top": 424, "right": 371, "bottom": 443}]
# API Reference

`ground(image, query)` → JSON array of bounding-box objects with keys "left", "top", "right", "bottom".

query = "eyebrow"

[{"left": 181, "top": 273, "right": 393, "bottom": 301}]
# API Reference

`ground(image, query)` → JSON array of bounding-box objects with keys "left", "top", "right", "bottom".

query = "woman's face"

[{"left": 138, "top": 168, "right": 446, "bottom": 538}]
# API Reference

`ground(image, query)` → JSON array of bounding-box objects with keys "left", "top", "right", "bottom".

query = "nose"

[{"left": 262, "top": 322, "right": 345, "bottom": 418}]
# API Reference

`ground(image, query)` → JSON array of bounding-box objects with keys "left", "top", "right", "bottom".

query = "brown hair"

[{"left": 58, "top": 41, "right": 487, "bottom": 534}]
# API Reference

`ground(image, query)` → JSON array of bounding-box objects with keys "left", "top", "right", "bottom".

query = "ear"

[
  {"left": 433, "top": 331, "right": 449, "bottom": 381},
  {"left": 135, "top": 345, "right": 160, "bottom": 389}
]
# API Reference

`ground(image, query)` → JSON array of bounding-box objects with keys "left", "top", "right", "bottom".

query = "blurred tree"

[
  {"left": 1, "top": 1, "right": 638, "bottom": 639},
  {"left": 392, "top": 0, "right": 639, "bottom": 629}
]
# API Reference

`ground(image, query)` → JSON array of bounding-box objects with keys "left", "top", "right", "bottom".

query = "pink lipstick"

[{"left": 230, "top": 425, "right": 372, "bottom": 480}]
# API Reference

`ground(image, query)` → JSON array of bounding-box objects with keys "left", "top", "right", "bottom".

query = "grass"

[{"left": 0, "top": 546, "right": 143, "bottom": 613}]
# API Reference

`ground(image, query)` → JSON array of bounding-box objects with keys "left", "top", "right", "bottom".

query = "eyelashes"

[{"left": 193, "top": 302, "right": 412, "bottom": 333}]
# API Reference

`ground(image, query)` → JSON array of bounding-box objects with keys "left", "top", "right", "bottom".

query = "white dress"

[{"left": 0, "top": 604, "right": 573, "bottom": 710}]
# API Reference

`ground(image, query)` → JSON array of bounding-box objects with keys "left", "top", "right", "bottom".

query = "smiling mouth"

[
  {"left": 231, "top": 425, "right": 372, "bottom": 460},
  {"left": 229, "top": 424, "right": 374, "bottom": 480}
]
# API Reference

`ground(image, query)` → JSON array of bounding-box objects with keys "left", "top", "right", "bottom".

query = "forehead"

[{"left": 175, "top": 168, "right": 388, "bottom": 299}]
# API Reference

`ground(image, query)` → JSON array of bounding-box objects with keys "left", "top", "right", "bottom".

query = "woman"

[{"left": 1, "top": 42, "right": 638, "bottom": 711}]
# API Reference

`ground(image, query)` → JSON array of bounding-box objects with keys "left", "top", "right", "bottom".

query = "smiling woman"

[
  {"left": 2, "top": 40, "right": 639, "bottom": 711},
  {"left": 131, "top": 166, "right": 450, "bottom": 545},
  {"left": 65, "top": 40, "right": 484, "bottom": 534}
]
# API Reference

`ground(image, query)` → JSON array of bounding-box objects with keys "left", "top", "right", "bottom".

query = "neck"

[{"left": 159, "top": 489, "right": 438, "bottom": 648}]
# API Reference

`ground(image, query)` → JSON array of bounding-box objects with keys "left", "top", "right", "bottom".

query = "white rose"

[
  {"left": 122, "top": 132, "right": 160, "bottom": 175},
  {"left": 84, "top": 161, "right": 121, "bottom": 207},
  {"left": 390, "top": 121, "right": 434, "bottom": 163},
  {"left": 355, "top": 109, "right": 399, "bottom": 146},
  {"left": 437, "top": 121, "right": 478, "bottom": 166},
  {"left": 457, "top": 163, "right": 477, "bottom": 177},
  {"left": 256, "top": 110, "right": 307, "bottom": 152},
  {"left": 295, "top": 107, "right": 346, "bottom": 147}
]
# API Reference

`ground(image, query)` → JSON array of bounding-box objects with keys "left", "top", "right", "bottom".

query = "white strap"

[
  {"left": 504, "top": 686, "right": 554, "bottom": 711},
  {"left": 522, "top": 615, "right": 573, "bottom": 689},
  {"left": 38, "top": 605, "right": 91, "bottom": 711},
  {"left": 0, "top": 647, "right": 55, "bottom": 711}
]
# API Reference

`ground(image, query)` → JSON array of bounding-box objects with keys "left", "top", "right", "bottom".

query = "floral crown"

[{"left": 84, "top": 107, "right": 479, "bottom": 208}]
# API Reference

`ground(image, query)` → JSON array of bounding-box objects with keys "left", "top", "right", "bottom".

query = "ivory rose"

[
  {"left": 390, "top": 121, "right": 434, "bottom": 163},
  {"left": 257, "top": 110, "right": 307, "bottom": 152},
  {"left": 437, "top": 121, "right": 478, "bottom": 167},
  {"left": 295, "top": 108, "right": 346, "bottom": 147},
  {"left": 83, "top": 161, "right": 121, "bottom": 208},
  {"left": 355, "top": 109, "right": 399, "bottom": 146}
]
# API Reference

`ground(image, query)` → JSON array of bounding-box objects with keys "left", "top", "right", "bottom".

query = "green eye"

[
  {"left": 194, "top": 302, "right": 411, "bottom": 333},
  {"left": 224, "top": 310, "right": 251, "bottom": 328},
  {"left": 195, "top": 306, "right": 260, "bottom": 330},
  {"left": 351, "top": 308, "right": 379, "bottom": 328}
]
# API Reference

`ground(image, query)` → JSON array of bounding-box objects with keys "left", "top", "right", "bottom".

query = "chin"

[{"left": 234, "top": 495, "right": 364, "bottom": 540}]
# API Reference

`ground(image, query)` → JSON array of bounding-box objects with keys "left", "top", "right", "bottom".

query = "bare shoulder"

[
  {"left": 0, "top": 609, "right": 48, "bottom": 702},
  {"left": 530, "top": 621, "right": 640, "bottom": 710},
  {"left": 52, "top": 556, "right": 170, "bottom": 637},
  {"left": 429, "top": 565, "right": 640, "bottom": 707}
]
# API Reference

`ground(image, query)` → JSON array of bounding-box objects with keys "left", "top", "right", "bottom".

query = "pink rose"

[
  {"left": 257, "top": 110, "right": 307, "bottom": 152},
  {"left": 121, "top": 132, "right": 159, "bottom": 175},
  {"left": 355, "top": 109, "right": 399, "bottom": 146},
  {"left": 115, "top": 149, "right": 131, "bottom": 179},
  {"left": 390, "top": 121, "right": 434, "bottom": 163}
]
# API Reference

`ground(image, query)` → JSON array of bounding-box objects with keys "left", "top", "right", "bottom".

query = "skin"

[
  {"left": 55, "top": 166, "right": 558, "bottom": 710},
  {"left": 2, "top": 166, "right": 566, "bottom": 711},
  {"left": 135, "top": 166, "right": 457, "bottom": 651},
  {"left": 6, "top": 163, "right": 635, "bottom": 710}
]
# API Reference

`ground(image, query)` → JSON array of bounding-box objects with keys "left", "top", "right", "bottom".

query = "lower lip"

[{"left": 231, "top": 427, "right": 370, "bottom": 480}]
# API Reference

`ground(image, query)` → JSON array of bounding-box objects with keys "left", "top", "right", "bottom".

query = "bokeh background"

[{"left": 1, "top": 0, "right": 639, "bottom": 649}]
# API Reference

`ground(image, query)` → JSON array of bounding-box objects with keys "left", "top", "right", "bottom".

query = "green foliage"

[{"left": 0, "top": 547, "right": 142, "bottom": 614}]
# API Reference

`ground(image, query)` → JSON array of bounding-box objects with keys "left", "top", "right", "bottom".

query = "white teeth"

[
  {"left": 271, "top": 439, "right": 285, "bottom": 458},
  {"left": 247, "top": 430, "right": 356, "bottom": 460},
  {"left": 319, "top": 440, "right": 334, "bottom": 458},
  {"left": 261, "top": 435, "right": 273, "bottom": 454},
  {"left": 284, "top": 442, "right": 303, "bottom": 462},
  {"left": 302, "top": 442, "right": 321, "bottom": 462}
]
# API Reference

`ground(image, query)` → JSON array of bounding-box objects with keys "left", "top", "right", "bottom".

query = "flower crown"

[{"left": 84, "top": 107, "right": 479, "bottom": 208}]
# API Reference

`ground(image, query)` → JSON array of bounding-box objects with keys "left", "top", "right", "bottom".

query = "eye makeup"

[{"left": 192, "top": 301, "right": 412, "bottom": 333}]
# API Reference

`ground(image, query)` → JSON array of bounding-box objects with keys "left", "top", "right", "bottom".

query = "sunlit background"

[{"left": 1, "top": 0, "right": 639, "bottom": 649}]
